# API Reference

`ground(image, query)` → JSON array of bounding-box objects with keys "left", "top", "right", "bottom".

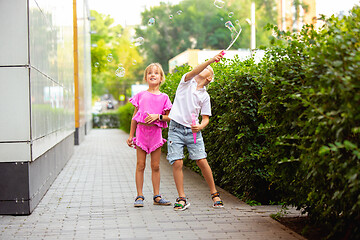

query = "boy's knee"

[
  {"left": 196, "top": 158, "right": 208, "bottom": 167},
  {"left": 172, "top": 160, "right": 183, "bottom": 169}
]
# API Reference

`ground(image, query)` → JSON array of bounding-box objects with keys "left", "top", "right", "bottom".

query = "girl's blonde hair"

[{"left": 143, "top": 63, "right": 165, "bottom": 84}]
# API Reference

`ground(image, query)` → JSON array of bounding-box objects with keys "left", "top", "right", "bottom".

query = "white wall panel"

[
  {"left": 28, "top": 0, "right": 75, "bottom": 161},
  {"left": 0, "top": 143, "right": 31, "bottom": 162},
  {"left": 29, "top": 0, "right": 74, "bottom": 82},
  {"left": 0, "top": 0, "right": 28, "bottom": 66},
  {"left": 0, "top": 67, "right": 30, "bottom": 141},
  {"left": 31, "top": 130, "right": 73, "bottom": 161}
]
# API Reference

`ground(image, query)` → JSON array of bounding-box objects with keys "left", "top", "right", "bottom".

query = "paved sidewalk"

[{"left": 0, "top": 129, "right": 305, "bottom": 240}]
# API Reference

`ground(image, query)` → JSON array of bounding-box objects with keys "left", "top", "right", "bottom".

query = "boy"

[{"left": 167, "top": 51, "right": 224, "bottom": 210}]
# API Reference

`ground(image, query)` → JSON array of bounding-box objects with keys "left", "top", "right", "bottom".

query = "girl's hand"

[
  {"left": 126, "top": 137, "right": 134, "bottom": 147},
  {"left": 145, "top": 113, "right": 159, "bottom": 124},
  {"left": 191, "top": 124, "right": 202, "bottom": 133}
]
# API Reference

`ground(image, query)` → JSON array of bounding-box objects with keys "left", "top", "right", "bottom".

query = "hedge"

[
  {"left": 92, "top": 102, "right": 134, "bottom": 131},
  {"left": 117, "top": 102, "right": 135, "bottom": 133},
  {"left": 159, "top": 7, "right": 360, "bottom": 239},
  {"left": 93, "top": 112, "right": 120, "bottom": 128},
  {"left": 114, "top": 8, "right": 359, "bottom": 238}
]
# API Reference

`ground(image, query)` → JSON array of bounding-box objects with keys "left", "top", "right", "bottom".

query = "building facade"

[
  {"left": 169, "top": 49, "right": 264, "bottom": 73},
  {"left": 276, "top": 0, "right": 317, "bottom": 31},
  {"left": 0, "top": 0, "right": 92, "bottom": 215}
]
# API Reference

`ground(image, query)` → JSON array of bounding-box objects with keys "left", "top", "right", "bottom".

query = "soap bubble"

[
  {"left": 115, "top": 67, "right": 125, "bottom": 78},
  {"left": 132, "top": 60, "right": 137, "bottom": 65},
  {"left": 214, "top": 0, "right": 225, "bottom": 8},
  {"left": 225, "top": 21, "right": 238, "bottom": 36},
  {"left": 235, "top": 19, "right": 240, "bottom": 25},
  {"left": 94, "top": 62, "right": 99, "bottom": 68},
  {"left": 134, "top": 37, "right": 144, "bottom": 46},
  {"left": 169, "top": 15, "right": 173, "bottom": 19},
  {"left": 228, "top": 12, "right": 234, "bottom": 18},
  {"left": 177, "top": 10, "right": 182, "bottom": 15},
  {"left": 107, "top": 54, "right": 113, "bottom": 62},
  {"left": 148, "top": 18, "right": 155, "bottom": 26},
  {"left": 220, "top": 17, "right": 224, "bottom": 21}
]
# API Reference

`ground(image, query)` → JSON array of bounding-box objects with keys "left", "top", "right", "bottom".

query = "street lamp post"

[
  {"left": 251, "top": 1, "right": 256, "bottom": 50},
  {"left": 246, "top": 1, "right": 256, "bottom": 50}
]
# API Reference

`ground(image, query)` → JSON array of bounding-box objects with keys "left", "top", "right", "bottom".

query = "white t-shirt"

[{"left": 169, "top": 73, "right": 211, "bottom": 128}]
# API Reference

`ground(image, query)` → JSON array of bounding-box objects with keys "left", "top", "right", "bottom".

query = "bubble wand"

[
  {"left": 216, "top": 21, "right": 242, "bottom": 61},
  {"left": 191, "top": 114, "right": 197, "bottom": 144}
]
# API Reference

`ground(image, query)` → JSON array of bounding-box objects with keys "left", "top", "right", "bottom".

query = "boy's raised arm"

[{"left": 184, "top": 51, "right": 224, "bottom": 82}]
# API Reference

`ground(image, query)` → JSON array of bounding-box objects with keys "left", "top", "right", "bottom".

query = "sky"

[
  {"left": 88, "top": 0, "right": 360, "bottom": 27},
  {"left": 317, "top": 0, "right": 359, "bottom": 16},
  {"left": 88, "top": 0, "right": 182, "bottom": 26}
]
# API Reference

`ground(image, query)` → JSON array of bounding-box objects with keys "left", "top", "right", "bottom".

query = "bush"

[
  {"left": 258, "top": 8, "right": 360, "bottom": 238},
  {"left": 92, "top": 102, "right": 135, "bottom": 132},
  {"left": 160, "top": 6, "right": 360, "bottom": 238},
  {"left": 205, "top": 56, "right": 280, "bottom": 203},
  {"left": 117, "top": 102, "right": 135, "bottom": 133},
  {"left": 92, "top": 112, "right": 120, "bottom": 128}
]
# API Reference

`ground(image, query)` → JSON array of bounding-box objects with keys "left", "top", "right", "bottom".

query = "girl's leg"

[
  {"left": 150, "top": 147, "right": 161, "bottom": 196},
  {"left": 135, "top": 148, "right": 147, "bottom": 197},
  {"left": 196, "top": 158, "right": 221, "bottom": 202}
]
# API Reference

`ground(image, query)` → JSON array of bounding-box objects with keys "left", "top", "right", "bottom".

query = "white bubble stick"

[{"left": 215, "top": 24, "right": 243, "bottom": 62}]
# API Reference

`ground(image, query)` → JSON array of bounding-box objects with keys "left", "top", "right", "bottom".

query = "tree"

[
  {"left": 90, "top": 10, "right": 144, "bottom": 100},
  {"left": 135, "top": 0, "right": 277, "bottom": 72}
]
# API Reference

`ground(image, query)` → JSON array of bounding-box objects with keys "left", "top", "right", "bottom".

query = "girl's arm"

[
  {"left": 127, "top": 107, "right": 138, "bottom": 147},
  {"left": 144, "top": 110, "right": 171, "bottom": 124},
  {"left": 184, "top": 51, "right": 224, "bottom": 82},
  {"left": 161, "top": 110, "right": 171, "bottom": 122},
  {"left": 191, "top": 115, "right": 209, "bottom": 133}
]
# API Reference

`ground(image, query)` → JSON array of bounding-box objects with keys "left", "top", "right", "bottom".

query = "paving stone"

[{"left": 0, "top": 129, "right": 305, "bottom": 239}]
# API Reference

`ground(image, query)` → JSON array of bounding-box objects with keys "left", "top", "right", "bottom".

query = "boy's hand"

[
  {"left": 191, "top": 124, "right": 202, "bottom": 133},
  {"left": 127, "top": 137, "right": 134, "bottom": 147},
  {"left": 145, "top": 113, "right": 158, "bottom": 124},
  {"left": 213, "top": 50, "right": 225, "bottom": 63}
]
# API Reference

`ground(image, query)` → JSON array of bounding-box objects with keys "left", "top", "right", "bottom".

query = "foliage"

[
  {"left": 92, "top": 112, "right": 120, "bottom": 128},
  {"left": 135, "top": 0, "right": 276, "bottom": 72},
  {"left": 160, "top": 6, "right": 360, "bottom": 238},
  {"left": 160, "top": 65, "right": 192, "bottom": 102},
  {"left": 204, "top": 56, "right": 280, "bottom": 203},
  {"left": 257, "top": 8, "right": 360, "bottom": 239},
  {"left": 90, "top": 10, "right": 144, "bottom": 100},
  {"left": 117, "top": 102, "right": 135, "bottom": 133},
  {"left": 92, "top": 102, "right": 135, "bottom": 132}
]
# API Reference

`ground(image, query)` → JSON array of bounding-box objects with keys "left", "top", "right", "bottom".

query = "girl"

[{"left": 126, "top": 63, "right": 172, "bottom": 207}]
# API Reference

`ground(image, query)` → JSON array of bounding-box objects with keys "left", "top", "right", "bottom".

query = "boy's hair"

[
  {"left": 206, "top": 65, "right": 215, "bottom": 82},
  {"left": 143, "top": 63, "right": 166, "bottom": 84}
]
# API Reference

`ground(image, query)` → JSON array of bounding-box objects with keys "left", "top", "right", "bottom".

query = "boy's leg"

[
  {"left": 196, "top": 158, "right": 221, "bottom": 203},
  {"left": 172, "top": 159, "right": 187, "bottom": 208},
  {"left": 135, "top": 148, "right": 147, "bottom": 197},
  {"left": 150, "top": 147, "right": 161, "bottom": 196},
  {"left": 172, "top": 159, "right": 185, "bottom": 197}
]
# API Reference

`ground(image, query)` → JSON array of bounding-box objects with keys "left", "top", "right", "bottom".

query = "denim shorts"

[{"left": 167, "top": 120, "right": 207, "bottom": 165}]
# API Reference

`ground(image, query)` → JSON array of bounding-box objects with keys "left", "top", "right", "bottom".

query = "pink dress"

[{"left": 129, "top": 91, "right": 172, "bottom": 154}]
